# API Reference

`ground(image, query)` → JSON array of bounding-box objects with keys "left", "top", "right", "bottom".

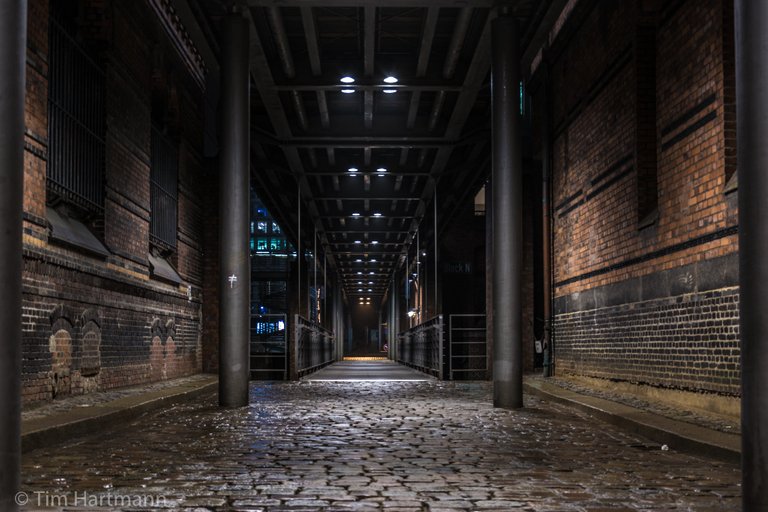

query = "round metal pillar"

[
  {"left": 0, "top": 1, "right": 26, "bottom": 509},
  {"left": 736, "top": 0, "right": 768, "bottom": 507},
  {"left": 491, "top": 15, "right": 523, "bottom": 409},
  {"left": 218, "top": 12, "right": 251, "bottom": 408}
]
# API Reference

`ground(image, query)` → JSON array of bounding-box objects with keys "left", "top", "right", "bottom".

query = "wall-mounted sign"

[{"left": 444, "top": 262, "right": 472, "bottom": 274}]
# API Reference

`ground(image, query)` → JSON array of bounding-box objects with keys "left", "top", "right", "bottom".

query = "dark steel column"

[
  {"left": 491, "top": 14, "right": 523, "bottom": 409},
  {"left": 736, "top": 1, "right": 768, "bottom": 507},
  {"left": 0, "top": 1, "right": 26, "bottom": 509},
  {"left": 540, "top": 64, "right": 554, "bottom": 378},
  {"left": 219, "top": 11, "right": 250, "bottom": 408}
]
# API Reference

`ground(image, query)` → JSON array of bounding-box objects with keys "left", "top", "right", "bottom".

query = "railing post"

[
  {"left": 292, "top": 314, "right": 299, "bottom": 380},
  {"left": 438, "top": 315, "right": 444, "bottom": 380}
]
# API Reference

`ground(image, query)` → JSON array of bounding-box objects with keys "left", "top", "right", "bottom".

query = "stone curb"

[
  {"left": 524, "top": 378, "right": 741, "bottom": 464},
  {"left": 22, "top": 376, "right": 218, "bottom": 453}
]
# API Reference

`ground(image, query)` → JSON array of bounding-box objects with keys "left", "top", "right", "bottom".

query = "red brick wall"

[
  {"left": 21, "top": 0, "right": 209, "bottom": 405},
  {"left": 548, "top": 0, "right": 740, "bottom": 394}
]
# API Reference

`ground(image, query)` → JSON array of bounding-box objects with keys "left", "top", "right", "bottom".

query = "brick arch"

[
  {"left": 49, "top": 307, "right": 74, "bottom": 399},
  {"left": 79, "top": 309, "right": 102, "bottom": 383}
]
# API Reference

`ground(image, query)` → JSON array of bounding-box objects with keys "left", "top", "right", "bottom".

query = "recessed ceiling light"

[
  {"left": 341, "top": 89, "right": 356, "bottom": 94},
  {"left": 368, "top": 289, "right": 372, "bottom": 292},
  {"left": 354, "top": 240, "right": 362, "bottom": 244},
  {"left": 357, "top": 272, "right": 362, "bottom": 275},
  {"left": 368, "top": 281, "right": 373, "bottom": 285},
  {"left": 383, "top": 76, "right": 398, "bottom": 84},
  {"left": 371, "top": 240, "right": 379, "bottom": 245},
  {"left": 370, "top": 259, "right": 377, "bottom": 262},
  {"left": 358, "top": 288, "right": 363, "bottom": 292},
  {"left": 340, "top": 76, "right": 356, "bottom": 83},
  {"left": 348, "top": 167, "right": 358, "bottom": 173},
  {"left": 351, "top": 212, "right": 361, "bottom": 217},
  {"left": 382, "top": 89, "right": 397, "bottom": 94},
  {"left": 373, "top": 212, "right": 382, "bottom": 217},
  {"left": 370, "top": 271, "right": 375, "bottom": 275},
  {"left": 358, "top": 281, "right": 363, "bottom": 284},
  {"left": 355, "top": 259, "right": 362, "bottom": 262}
]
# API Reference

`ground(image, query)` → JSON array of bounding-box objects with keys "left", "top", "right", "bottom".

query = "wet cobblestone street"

[{"left": 21, "top": 380, "right": 740, "bottom": 511}]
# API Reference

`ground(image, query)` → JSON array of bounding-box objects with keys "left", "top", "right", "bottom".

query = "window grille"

[
  {"left": 150, "top": 125, "right": 178, "bottom": 249},
  {"left": 47, "top": 18, "right": 106, "bottom": 213}
]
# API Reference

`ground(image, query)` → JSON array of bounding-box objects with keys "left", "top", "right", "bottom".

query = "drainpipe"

[{"left": 541, "top": 58, "right": 554, "bottom": 378}]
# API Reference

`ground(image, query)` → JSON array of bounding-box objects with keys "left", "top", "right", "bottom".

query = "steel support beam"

[
  {"left": 219, "top": 12, "right": 251, "bottom": 408},
  {"left": 491, "top": 15, "right": 522, "bottom": 410},
  {"left": 736, "top": 1, "right": 768, "bottom": 508},
  {"left": 0, "top": 1, "right": 26, "bottom": 508}
]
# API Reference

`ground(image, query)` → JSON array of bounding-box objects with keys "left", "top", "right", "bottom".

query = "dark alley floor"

[{"left": 19, "top": 369, "right": 740, "bottom": 511}]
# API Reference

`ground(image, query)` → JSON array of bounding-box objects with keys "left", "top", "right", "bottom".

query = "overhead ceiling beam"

[
  {"left": 245, "top": 9, "right": 329, "bottom": 264},
  {"left": 280, "top": 133, "right": 488, "bottom": 148},
  {"left": 315, "top": 195, "right": 422, "bottom": 201},
  {"left": 364, "top": 6, "right": 376, "bottom": 130},
  {"left": 301, "top": 6, "right": 322, "bottom": 75},
  {"left": 301, "top": 6, "right": 332, "bottom": 132},
  {"left": 405, "top": 10, "right": 496, "bottom": 248},
  {"left": 273, "top": 83, "right": 463, "bottom": 92},
  {"left": 303, "top": 170, "right": 431, "bottom": 176},
  {"left": 408, "top": 7, "right": 439, "bottom": 130},
  {"left": 327, "top": 228, "right": 410, "bottom": 233},
  {"left": 248, "top": 0, "right": 494, "bottom": 6}
]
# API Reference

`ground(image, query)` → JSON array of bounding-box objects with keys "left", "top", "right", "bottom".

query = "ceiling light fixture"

[
  {"left": 373, "top": 212, "right": 382, "bottom": 217},
  {"left": 382, "top": 89, "right": 397, "bottom": 94},
  {"left": 383, "top": 76, "right": 398, "bottom": 84},
  {"left": 354, "top": 240, "right": 362, "bottom": 244},
  {"left": 355, "top": 259, "right": 362, "bottom": 262},
  {"left": 348, "top": 167, "right": 358, "bottom": 174},
  {"left": 351, "top": 212, "right": 361, "bottom": 217},
  {"left": 340, "top": 76, "right": 356, "bottom": 83},
  {"left": 341, "top": 89, "right": 356, "bottom": 94},
  {"left": 371, "top": 240, "right": 379, "bottom": 245}
]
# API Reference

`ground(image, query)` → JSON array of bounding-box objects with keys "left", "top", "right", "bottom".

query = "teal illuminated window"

[{"left": 257, "top": 238, "right": 268, "bottom": 251}]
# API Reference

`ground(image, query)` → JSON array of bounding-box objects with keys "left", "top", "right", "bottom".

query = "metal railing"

[
  {"left": 449, "top": 314, "right": 488, "bottom": 380},
  {"left": 293, "top": 315, "right": 335, "bottom": 378},
  {"left": 396, "top": 315, "right": 444, "bottom": 379},
  {"left": 250, "top": 313, "right": 287, "bottom": 380}
]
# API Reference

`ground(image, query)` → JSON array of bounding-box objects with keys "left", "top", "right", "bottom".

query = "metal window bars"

[
  {"left": 150, "top": 125, "right": 179, "bottom": 249},
  {"left": 47, "top": 18, "right": 106, "bottom": 214}
]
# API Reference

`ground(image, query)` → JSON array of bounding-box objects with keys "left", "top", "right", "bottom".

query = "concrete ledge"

[
  {"left": 22, "top": 376, "right": 218, "bottom": 453},
  {"left": 524, "top": 378, "right": 741, "bottom": 464}
]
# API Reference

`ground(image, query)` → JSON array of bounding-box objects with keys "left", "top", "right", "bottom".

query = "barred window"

[
  {"left": 150, "top": 126, "right": 179, "bottom": 249},
  {"left": 47, "top": 8, "right": 106, "bottom": 214}
]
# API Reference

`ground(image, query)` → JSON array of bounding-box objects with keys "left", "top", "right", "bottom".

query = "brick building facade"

[
  {"left": 21, "top": 0, "right": 209, "bottom": 404},
  {"left": 543, "top": 0, "right": 740, "bottom": 395}
]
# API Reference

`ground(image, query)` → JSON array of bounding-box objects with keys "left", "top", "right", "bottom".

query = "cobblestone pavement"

[{"left": 21, "top": 380, "right": 740, "bottom": 511}]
